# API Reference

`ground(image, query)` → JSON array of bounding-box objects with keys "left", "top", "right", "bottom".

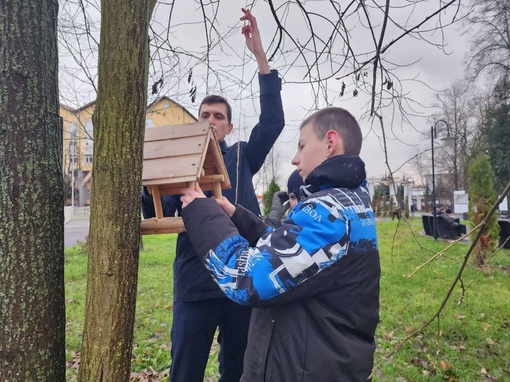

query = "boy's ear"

[
  {"left": 227, "top": 122, "right": 234, "bottom": 135},
  {"left": 325, "top": 130, "right": 344, "bottom": 156}
]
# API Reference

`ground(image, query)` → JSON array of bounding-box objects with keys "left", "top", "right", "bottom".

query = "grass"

[
  {"left": 375, "top": 218, "right": 510, "bottom": 381},
  {"left": 65, "top": 218, "right": 510, "bottom": 381},
  {"left": 65, "top": 235, "right": 176, "bottom": 380}
]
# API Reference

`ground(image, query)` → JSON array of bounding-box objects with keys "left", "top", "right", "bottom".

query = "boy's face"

[
  {"left": 288, "top": 192, "right": 299, "bottom": 209},
  {"left": 291, "top": 122, "right": 330, "bottom": 180},
  {"left": 199, "top": 102, "right": 233, "bottom": 142}
]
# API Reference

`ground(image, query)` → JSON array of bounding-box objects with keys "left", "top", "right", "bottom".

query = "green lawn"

[{"left": 65, "top": 218, "right": 510, "bottom": 381}]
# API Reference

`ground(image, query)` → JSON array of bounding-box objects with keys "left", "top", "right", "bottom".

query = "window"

[
  {"left": 69, "top": 122, "right": 77, "bottom": 139},
  {"left": 84, "top": 120, "right": 93, "bottom": 154},
  {"left": 85, "top": 120, "right": 93, "bottom": 137},
  {"left": 69, "top": 143, "right": 77, "bottom": 164},
  {"left": 85, "top": 155, "right": 93, "bottom": 164},
  {"left": 84, "top": 140, "right": 93, "bottom": 155},
  {"left": 70, "top": 151, "right": 77, "bottom": 164}
]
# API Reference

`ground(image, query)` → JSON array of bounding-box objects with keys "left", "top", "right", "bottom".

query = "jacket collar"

[
  {"left": 300, "top": 155, "right": 366, "bottom": 198},
  {"left": 219, "top": 140, "right": 228, "bottom": 155}
]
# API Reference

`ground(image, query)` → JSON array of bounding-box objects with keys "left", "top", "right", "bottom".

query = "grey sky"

[{"left": 59, "top": 0, "right": 470, "bottom": 185}]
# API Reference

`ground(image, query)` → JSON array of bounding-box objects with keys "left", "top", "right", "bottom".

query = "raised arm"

[
  {"left": 237, "top": 9, "right": 285, "bottom": 173},
  {"left": 241, "top": 8, "right": 270, "bottom": 75}
]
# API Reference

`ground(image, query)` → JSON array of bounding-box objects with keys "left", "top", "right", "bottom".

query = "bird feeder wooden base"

[{"left": 141, "top": 217, "right": 186, "bottom": 234}]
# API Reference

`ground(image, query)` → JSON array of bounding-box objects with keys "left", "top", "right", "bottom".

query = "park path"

[{"left": 65, "top": 219, "right": 89, "bottom": 249}]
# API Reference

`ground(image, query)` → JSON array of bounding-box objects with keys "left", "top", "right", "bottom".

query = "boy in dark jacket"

[{"left": 181, "top": 107, "right": 380, "bottom": 381}]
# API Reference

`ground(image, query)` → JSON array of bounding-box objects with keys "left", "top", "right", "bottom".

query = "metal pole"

[
  {"left": 431, "top": 125, "right": 437, "bottom": 239},
  {"left": 71, "top": 143, "right": 75, "bottom": 219}
]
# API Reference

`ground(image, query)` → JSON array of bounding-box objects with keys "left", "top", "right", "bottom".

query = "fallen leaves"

[
  {"left": 130, "top": 367, "right": 169, "bottom": 381},
  {"left": 66, "top": 351, "right": 170, "bottom": 382}
]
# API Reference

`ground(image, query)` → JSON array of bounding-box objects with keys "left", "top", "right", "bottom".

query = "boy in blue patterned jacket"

[{"left": 180, "top": 107, "right": 380, "bottom": 382}]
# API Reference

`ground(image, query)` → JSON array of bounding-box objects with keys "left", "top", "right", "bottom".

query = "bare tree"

[
  {"left": 466, "top": 0, "right": 510, "bottom": 80},
  {"left": 59, "top": 1, "right": 466, "bottom": 175},
  {"left": 432, "top": 79, "right": 479, "bottom": 191},
  {"left": 411, "top": 146, "right": 430, "bottom": 190},
  {"left": 0, "top": 0, "right": 66, "bottom": 380}
]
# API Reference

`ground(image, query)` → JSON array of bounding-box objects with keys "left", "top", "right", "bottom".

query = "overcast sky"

[{"left": 59, "top": 0, "right": 471, "bottom": 185}]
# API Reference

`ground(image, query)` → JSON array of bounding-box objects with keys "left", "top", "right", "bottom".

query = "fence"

[{"left": 64, "top": 206, "right": 90, "bottom": 223}]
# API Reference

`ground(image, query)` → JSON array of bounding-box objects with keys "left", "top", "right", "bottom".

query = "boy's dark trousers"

[{"left": 169, "top": 298, "right": 251, "bottom": 382}]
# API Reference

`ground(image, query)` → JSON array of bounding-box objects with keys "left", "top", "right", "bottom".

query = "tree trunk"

[
  {"left": 0, "top": 1, "right": 65, "bottom": 380},
  {"left": 78, "top": 0, "right": 150, "bottom": 380}
]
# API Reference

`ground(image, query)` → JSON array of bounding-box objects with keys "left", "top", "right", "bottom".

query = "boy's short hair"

[
  {"left": 199, "top": 95, "right": 233, "bottom": 124},
  {"left": 300, "top": 107, "right": 362, "bottom": 155}
]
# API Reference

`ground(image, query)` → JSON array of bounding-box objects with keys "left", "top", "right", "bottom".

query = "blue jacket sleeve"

[
  {"left": 182, "top": 195, "right": 354, "bottom": 307},
  {"left": 243, "top": 70, "right": 285, "bottom": 175}
]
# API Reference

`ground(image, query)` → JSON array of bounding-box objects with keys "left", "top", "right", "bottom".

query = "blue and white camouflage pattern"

[{"left": 203, "top": 185, "right": 378, "bottom": 305}]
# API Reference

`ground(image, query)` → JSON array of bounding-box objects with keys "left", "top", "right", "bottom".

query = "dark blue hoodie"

[{"left": 142, "top": 70, "right": 284, "bottom": 302}]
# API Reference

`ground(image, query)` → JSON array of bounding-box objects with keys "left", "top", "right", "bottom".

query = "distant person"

[
  {"left": 392, "top": 205, "right": 400, "bottom": 220},
  {"left": 287, "top": 168, "right": 304, "bottom": 209},
  {"left": 180, "top": 107, "right": 380, "bottom": 381},
  {"left": 265, "top": 169, "right": 304, "bottom": 226},
  {"left": 441, "top": 207, "right": 460, "bottom": 228}
]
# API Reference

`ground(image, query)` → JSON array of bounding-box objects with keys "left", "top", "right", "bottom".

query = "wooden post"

[{"left": 149, "top": 185, "right": 163, "bottom": 219}]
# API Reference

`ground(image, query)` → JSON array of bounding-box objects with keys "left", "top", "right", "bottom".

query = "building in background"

[{"left": 60, "top": 96, "right": 197, "bottom": 206}]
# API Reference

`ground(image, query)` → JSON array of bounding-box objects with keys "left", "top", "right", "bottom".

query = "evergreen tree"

[
  {"left": 484, "top": 105, "right": 510, "bottom": 193},
  {"left": 467, "top": 153, "right": 499, "bottom": 267},
  {"left": 262, "top": 178, "right": 281, "bottom": 217}
]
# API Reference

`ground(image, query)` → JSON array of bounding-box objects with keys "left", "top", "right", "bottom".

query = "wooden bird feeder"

[{"left": 141, "top": 121, "right": 230, "bottom": 234}]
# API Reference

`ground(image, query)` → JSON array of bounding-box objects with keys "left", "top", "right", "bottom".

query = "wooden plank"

[
  {"left": 143, "top": 175, "right": 198, "bottom": 187},
  {"left": 207, "top": 134, "right": 230, "bottom": 188},
  {"left": 199, "top": 174, "right": 225, "bottom": 183},
  {"left": 141, "top": 217, "right": 186, "bottom": 234},
  {"left": 152, "top": 177, "right": 227, "bottom": 197},
  {"left": 144, "top": 121, "right": 210, "bottom": 142},
  {"left": 157, "top": 185, "right": 188, "bottom": 196},
  {"left": 143, "top": 135, "right": 206, "bottom": 159},
  {"left": 194, "top": 128, "right": 214, "bottom": 184},
  {"left": 142, "top": 154, "right": 202, "bottom": 181}
]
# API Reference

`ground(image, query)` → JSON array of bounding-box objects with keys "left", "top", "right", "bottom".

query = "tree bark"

[
  {"left": 78, "top": 0, "right": 150, "bottom": 380},
  {"left": 0, "top": 0, "right": 65, "bottom": 380}
]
